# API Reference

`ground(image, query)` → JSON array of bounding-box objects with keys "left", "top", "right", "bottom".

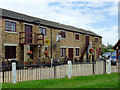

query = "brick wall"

[
  {"left": 1, "top": 18, "right": 102, "bottom": 63},
  {"left": 0, "top": 17, "right": 2, "bottom": 65}
]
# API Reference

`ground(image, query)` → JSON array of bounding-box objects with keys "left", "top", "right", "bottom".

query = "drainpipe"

[
  {"left": 86, "top": 31, "right": 88, "bottom": 61},
  {"left": 50, "top": 27, "right": 53, "bottom": 67}
]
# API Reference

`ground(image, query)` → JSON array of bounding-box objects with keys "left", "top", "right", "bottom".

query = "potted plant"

[
  {"left": 24, "top": 58, "right": 34, "bottom": 65},
  {"left": 89, "top": 49, "right": 94, "bottom": 53},
  {"left": 26, "top": 51, "right": 32, "bottom": 55},
  {"left": 24, "top": 51, "right": 34, "bottom": 66}
]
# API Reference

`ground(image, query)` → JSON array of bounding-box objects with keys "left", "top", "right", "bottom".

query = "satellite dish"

[{"left": 56, "top": 33, "right": 62, "bottom": 42}]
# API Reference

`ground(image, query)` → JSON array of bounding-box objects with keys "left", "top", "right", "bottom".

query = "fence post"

[
  {"left": 92, "top": 61, "right": 95, "bottom": 75},
  {"left": 104, "top": 60, "right": 106, "bottom": 74},
  {"left": 12, "top": 62, "right": 16, "bottom": 83},
  {"left": 67, "top": 61, "right": 72, "bottom": 78},
  {"left": 54, "top": 65, "right": 56, "bottom": 78},
  {"left": 2, "top": 67, "right": 4, "bottom": 83}
]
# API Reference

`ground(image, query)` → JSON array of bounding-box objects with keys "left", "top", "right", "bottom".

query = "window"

[
  {"left": 5, "top": 46, "right": 16, "bottom": 59},
  {"left": 75, "top": 34, "right": 79, "bottom": 40},
  {"left": 75, "top": 48, "right": 79, "bottom": 56},
  {"left": 95, "top": 38, "right": 98, "bottom": 43},
  {"left": 60, "top": 31, "right": 66, "bottom": 38},
  {"left": 39, "top": 27, "right": 47, "bottom": 36},
  {"left": 5, "top": 21, "right": 16, "bottom": 32},
  {"left": 45, "top": 47, "right": 47, "bottom": 51},
  {"left": 61, "top": 48, "right": 66, "bottom": 57}
]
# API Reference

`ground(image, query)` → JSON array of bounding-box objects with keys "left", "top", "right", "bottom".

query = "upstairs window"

[
  {"left": 61, "top": 48, "right": 66, "bottom": 57},
  {"left": 75, "top": 48, "right": 79, "bottom": 56},
  {"left": 95, "top": 38, "right": 98, "bottom": 43},
  {"left": 5, "top": 21, "right": 16, "bottom": 32},
  {"left": 39, "top": 27, "right": 47, "bottom": 36},
  {"left": 75, "top": 34, "right": 79, "bottom": 40},
  {"left": 60, "top": 31, "right": 66, "bottom": 38},
  {"left": 5, "top": 46, "right": 16, "bottom": 59}
]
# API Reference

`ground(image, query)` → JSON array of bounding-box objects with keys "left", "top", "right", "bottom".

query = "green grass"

[{"left": 2, "top": 73, "right": 119, "bottom": 88}]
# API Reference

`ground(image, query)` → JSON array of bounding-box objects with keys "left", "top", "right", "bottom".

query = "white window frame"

[
  {"left": 61, "top": 48, "right": 66, "bottom": 57},
  {"left": 75, "top": 48, "right": 79, "bottom": 56},
  {"left": 39, "top": 26, "right": 47, "bottom": 36}
]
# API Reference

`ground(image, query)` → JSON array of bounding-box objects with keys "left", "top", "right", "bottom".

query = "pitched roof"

[
  {"left": 1, "top": 8, "right": 102, "bottom": 37},
  {"left": 113, "top": 39, "right": 120, "bottom": 49}
]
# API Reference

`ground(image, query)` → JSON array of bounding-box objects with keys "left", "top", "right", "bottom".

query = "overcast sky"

[{"left": 0, "top": 0, "right": 118, "bottom": 46}]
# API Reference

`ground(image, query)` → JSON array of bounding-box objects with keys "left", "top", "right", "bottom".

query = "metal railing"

[
  {"left": 19, "top": 32, "right": 44, "bottom": 45},
  {"left": 1, "top": 60, "right": 113, "bottom": 83}
]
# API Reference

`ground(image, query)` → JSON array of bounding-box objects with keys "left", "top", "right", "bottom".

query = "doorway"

[
  {"left": 68, "top": 48, "right": 73, "bottom": 60},
  {"left": 85, "top": 36, "right": 89, "bottom": 46},
  {"left": 25, "top": 25, "right": 32, "bottom": 43}
]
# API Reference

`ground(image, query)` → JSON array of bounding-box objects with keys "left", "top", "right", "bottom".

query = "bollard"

[
  {"left": 106, "top": 59, "right": 111, "bottom": 74},
  {"left": 67, "top": 60, "right": 72, "bottom": 78},
  {"left": 12, "top": 62, "right": 16, "bottom": 83}
]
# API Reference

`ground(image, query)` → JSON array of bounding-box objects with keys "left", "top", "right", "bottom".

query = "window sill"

[
  {"left": 61, "top": 57, "right": 65, "bottom": 58},
  {"left": 39, "top": 36, "right": 47, "bottom": 38},
  {"left": 5, "top": 58, "right": 17, "bottom": 61},
  {"left": 75, "top": 56, "right": 80, "bottom": 57},
  {"left": 75, "top": 39, "right": 80, "bottom": 41},
  {"left": 61, "top": 38, "right": 66, "bottom": 40},
  {"left": 5, "top": 31, "right": 18, "bottom": 34}
]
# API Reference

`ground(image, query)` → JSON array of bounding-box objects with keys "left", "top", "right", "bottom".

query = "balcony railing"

[{"left": 19, "top": 32, "right": 44, "bottom": 45}]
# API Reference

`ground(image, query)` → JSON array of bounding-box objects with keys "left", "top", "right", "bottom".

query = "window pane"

[
  {"left": 5, "top": 21, "right": 16, "bottom": 31},
  {"left": 61, "top": 31, "right": 66, "bottom": 38},
  {"left": 5, "top": 22, "right": 9, "bottom": 30},
  {"left": 5, "top": 46, "right": 16, "bottom": 59},
  {"left": 11, "top": 23, "right": 14, "bottom": 31},
  {"left": 64, "top": 49, "right": 66, "bottom": 56},
  {"left": 13, "top": 23, "right": 16, "bottom": 31},
  {"left": 75, "top": 34, "right": 79, "bottom": 40},
  {"left": 76, "top": 48, "right": 79, "bottom": 56},
  {"left": 63, "top": 49, "right": 64, "bottom": 56},
  {"left": 61, "top": 48, "right": 66, "bottom": 57},
  {"left": 43, "top": 28, "right": 46, "bottom": 36},
  {"left": 8, "top": 22, "right": 11, "bottom": 30},
  {"left": 61, "top": 49, "right": 63, "bottom": 57},
  {"left": 95, "top": 38, "right": 98, "bottom": 43},
  {"left": 40, "top": 28, "right": 42, "bottom": 34}
]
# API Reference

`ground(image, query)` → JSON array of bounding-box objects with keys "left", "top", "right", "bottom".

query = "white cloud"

[
  {"left": 102, "top": 2, "right": 118, "bottom": 16},
  {"left": 0, "top": 0, "right": 118, "bottom": 45}
]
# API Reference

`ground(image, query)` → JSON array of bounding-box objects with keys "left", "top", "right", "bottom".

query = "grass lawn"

[{"left": 2, "top": 73, "right": 119, "bottom": 88}]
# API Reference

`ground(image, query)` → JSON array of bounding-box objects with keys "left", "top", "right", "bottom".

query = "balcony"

[{"left": 19, "top": 32, "right": 44, "bottom": 45}]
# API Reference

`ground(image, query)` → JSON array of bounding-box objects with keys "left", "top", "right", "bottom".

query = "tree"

[{"left": 102, "top": 48, "right": 109, "bottom": 55}]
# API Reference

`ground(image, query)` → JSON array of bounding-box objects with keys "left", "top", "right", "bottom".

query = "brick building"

[{"left": 0, "top": 8, "right": 102, "bottom": 64}]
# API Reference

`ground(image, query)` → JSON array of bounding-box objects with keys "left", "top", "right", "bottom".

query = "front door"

[
  {"left": 85, "top": 36, "right": 89, "bottom": 46},
  {"left": 25, "top": 25, "right": 32, "bottom": 43},
  {"left": 68, "top": 48, "right": 73, "bottom": 60}
]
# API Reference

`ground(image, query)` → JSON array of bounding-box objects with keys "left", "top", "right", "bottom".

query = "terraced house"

[{"left": 0, "top": 8, "right": 102, "bottom": 64}]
